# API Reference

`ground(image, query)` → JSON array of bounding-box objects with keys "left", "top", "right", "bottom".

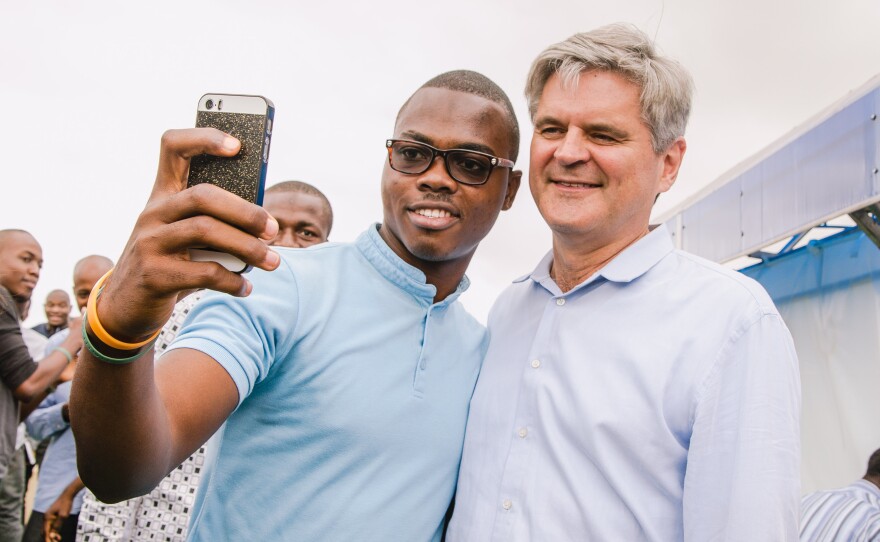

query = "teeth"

[
  {"left": 556, "top": 181, "right": 602, "bottom": 188},
  {"left": 414, "top": 208, "right": 452, "bottom": 218}
]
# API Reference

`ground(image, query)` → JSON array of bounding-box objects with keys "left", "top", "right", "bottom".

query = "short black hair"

[
  {"left": 867, "top": 448, "right": 880, "bottom": 478},
  {"left": 265, "top": 181, "right": 333, "bottom": 235},
  {"left": 398, "top": 70, "right": 520, "bottom": 162}
]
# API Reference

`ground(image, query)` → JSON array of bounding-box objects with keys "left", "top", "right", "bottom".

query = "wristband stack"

[{"left": 82, "top": 268, "right": 161, "bottom": 365}]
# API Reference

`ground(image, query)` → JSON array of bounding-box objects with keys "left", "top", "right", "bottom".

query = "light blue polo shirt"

[{"left": 169, "top": 225, "right": 487, "bottom": 542}]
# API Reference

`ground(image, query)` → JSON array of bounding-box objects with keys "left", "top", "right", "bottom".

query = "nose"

[
  {"left": 417, "top": 155, "right": 459, "bottom": 193},
  {"left": 553, "top": 129, "right": 590, "bottom": 166},
  {"left": 28, "top": 261, "right": 40, "bottom": 279}
]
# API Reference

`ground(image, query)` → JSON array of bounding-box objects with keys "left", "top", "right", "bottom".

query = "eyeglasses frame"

[{"left": 385, "top": 139, "right": 515, "bottom": 186}]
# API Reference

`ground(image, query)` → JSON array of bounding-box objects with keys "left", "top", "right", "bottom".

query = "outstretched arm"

[{"left": 70, "top": 128, "right": 280, "bottom": 502}]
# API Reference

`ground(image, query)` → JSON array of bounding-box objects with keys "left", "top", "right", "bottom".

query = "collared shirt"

[
  {"left": 448, "top": 225, "right": 801, "bottom": 542},
  {"left": 169, "top": 225, "right": 486, "bottom": 542},
  {"left": 25, "top": 381, "right": 83, "bottom": 514},
  {"left": 800, "top": 479, "right": 880, "bottom": 541}
]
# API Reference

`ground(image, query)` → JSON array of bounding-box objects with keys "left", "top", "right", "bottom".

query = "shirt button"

[
  {"left": 556, "top": 298, "right": 566, "bottom": 306},
  {"left": 502, "top": 499, "right": 512, "bottom": 510},
  {"left": 518, "top": 428, "right": 528, "bottom": 438},
  {"left": 531, "top": 359, "right": 541, "bottom": 369}
]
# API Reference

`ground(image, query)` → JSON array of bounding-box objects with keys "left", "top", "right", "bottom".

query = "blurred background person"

[
  {"left": 262, "top": 180, "right": 333, "bottom": 247},
  {"left": 800, "top": 448, "right": 880, "bottom": 541},
  {"left": 31, "top": 291, "right": 71, "bottom": 339},
  {"left": 22, "top": 255, "right": 113, "bottom": 542},
  {"left": 0, "top": 230, "right": 82, "bottom": 542}
]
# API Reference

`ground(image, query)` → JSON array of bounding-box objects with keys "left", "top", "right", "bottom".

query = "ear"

[
  {"left": 501, "top": 169, "right": 522, "bottom": 211},
  {"left": 658, "top": 137, "right": 686, "bottom": 194}
]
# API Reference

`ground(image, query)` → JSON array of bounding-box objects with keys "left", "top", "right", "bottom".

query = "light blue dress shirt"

[
  {"left": 25, "top": 381, "right": 83, "bottom": 514},
  {"left": 169, "top": 225, "right": 486, "bottom": 542},
  {"left": 448, "top": 225, "right": 801, "bottom": 542}
]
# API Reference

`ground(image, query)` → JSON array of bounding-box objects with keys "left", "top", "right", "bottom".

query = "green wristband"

[
  {"left": 52, "top": 347, "right": 73, "bottom": 363},
  {"left": 81, "top": 313, "right": 155, "bottom": 365}
]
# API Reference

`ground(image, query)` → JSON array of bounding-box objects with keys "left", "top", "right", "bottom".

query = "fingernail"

[
  {"left": 238, "top": 279, "right": 252, "bottom": 297},
  {"left": 223, "top": 136, "right": 240, "bottom": 152},
  {"left": 264, "top": 216, "right": 279, "bottom": 239},
  {"left": 265, "top": 250, "right": 280, "bottom": 268}
]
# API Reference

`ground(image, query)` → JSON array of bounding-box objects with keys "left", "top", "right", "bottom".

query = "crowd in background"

[{"left": 0, "top": 181, "right": 332, "bottom": 541}]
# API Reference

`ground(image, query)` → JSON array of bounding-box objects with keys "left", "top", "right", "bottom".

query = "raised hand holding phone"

[
  {"left": 187, "top": 94, "right": 275, "bottom": 273},
  {"left": 97, "top": 127, "right": 280, "bottom": 346}
]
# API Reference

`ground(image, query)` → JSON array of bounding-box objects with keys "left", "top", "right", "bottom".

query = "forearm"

[
  {"left": 70, "top": 346, "right": 175, "bottom": 502},
  {"left": 61, "top": 476, "right": 86, "bottom": 500},
  {"left": 19, "top": 389, "right": 52, "bottom": 420},
  {"left": 14, "top": 344, "right": 72, "bottom": 402},
  {"left": 24, "top": 400, "right": 65, "bottom": 440}
]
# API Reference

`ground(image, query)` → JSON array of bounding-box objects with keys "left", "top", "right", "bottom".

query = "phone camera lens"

[{"left": 205, "top": 99, "right": 215, "bottom": 110}]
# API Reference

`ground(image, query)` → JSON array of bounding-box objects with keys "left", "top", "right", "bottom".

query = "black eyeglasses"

[{"left": 386, "top": 139, "right": 514, "bottom": 186}]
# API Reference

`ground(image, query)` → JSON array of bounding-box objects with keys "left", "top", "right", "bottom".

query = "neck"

[
  {"left": 864, "top": 474, "right": 880, "bottom": 489},
  {"left": 377, "top": 225, "right": 470, "bottom": 303},
  {"left": 550, "top": 227, "right": 649, "bottom": 293},
  {"left": 419, "top": 258, "right": 470, "bottom": 303}
]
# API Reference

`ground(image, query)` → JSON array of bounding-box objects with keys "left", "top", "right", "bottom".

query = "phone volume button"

[{"left": 263, "top": 137, "right": 270, "bottom": 162}]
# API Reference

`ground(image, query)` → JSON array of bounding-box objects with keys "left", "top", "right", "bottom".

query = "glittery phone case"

[
  {"left": 187, "top": 94, "right": 274, "bottom": 205},
  {"left": 186, "top": 94, "right": 274, "bottom": 273}
]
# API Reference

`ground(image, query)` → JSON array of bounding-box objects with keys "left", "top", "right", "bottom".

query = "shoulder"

[
  {"left": 660, "top": 249, "right": 779, "bottom": 317},
  {"left": 0, "top": 286, "right": 17, "bottom": 319},
  {"left": 448, "top": 301, "right": 487, "bottom": 336},
  {"left": 269, "top": 241, "right": 358, "bottom": 282}
]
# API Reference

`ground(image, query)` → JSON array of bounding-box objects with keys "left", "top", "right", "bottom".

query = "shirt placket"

[
  {"left": 491, "top": 293, "right": 564, "bottom": 541},
  {"left": 413, "top": 304, "right": 441, "bottom": 397}
]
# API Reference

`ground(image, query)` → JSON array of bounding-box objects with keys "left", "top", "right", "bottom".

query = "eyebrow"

[
  {"left": 399, "top": 130, "right": 498, "bottom": 156},
  {"left": 21, "top": 250, "right": 43, "bottom": 265},
  {"left": 534, "top": 116, "right": 629, "bottom": 140}
]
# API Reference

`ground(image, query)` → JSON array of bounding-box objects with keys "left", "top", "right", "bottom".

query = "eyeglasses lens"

[{"left": 389, "top": 141, "right": 492, "bottom": 185}]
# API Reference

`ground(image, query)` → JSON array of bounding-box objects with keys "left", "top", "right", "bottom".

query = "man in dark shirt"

[{"left": 0, "top": 229, "right": 82, "bottom": 542}]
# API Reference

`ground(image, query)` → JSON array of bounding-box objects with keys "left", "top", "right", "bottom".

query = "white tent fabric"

[{"left": 776, "top": 274, "right": 880, "bottom": 493}]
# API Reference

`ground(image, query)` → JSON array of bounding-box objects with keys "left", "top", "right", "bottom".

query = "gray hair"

[{"left": 525, "top": 23, "right": 694, "bottom": 153}]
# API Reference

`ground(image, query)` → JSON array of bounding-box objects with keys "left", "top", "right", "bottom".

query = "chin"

[
  {"left": 407, "top": 243, "right": 453, "bottom": 263},
  {"left": 11, "top": 291, "right": 31, "bottom": 304}
]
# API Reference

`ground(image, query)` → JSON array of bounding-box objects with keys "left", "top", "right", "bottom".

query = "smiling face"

[
  {"left": 263, "top": 191, "right": 331, "bottom": 248},
  {"left": 529, "top": 71, "right": 685, "bottom": 250},
  {"left": 0, "top": 231, "right": 43, "bottom": 302},
  {"left": 44, "top": 289, "right": 71, "bottom": 327},
  {"left": 380, "top": 87, "right": 520, "bottom": 272}
]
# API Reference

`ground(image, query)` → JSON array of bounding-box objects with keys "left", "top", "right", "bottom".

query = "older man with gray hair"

[{"left": 448, "top": 23, "right": 801, "bottom": 541}]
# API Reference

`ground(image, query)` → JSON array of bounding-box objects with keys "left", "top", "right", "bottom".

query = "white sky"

[{"left": 3, "top": 0, "right": 879, "bottom": 326}]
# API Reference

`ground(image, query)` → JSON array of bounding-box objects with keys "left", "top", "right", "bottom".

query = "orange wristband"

[{"left": 86, "top": 268, "right": 161, "bottom": 351}]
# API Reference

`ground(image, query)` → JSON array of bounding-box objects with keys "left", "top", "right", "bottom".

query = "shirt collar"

[
  {"left": 515, "top": 224, "right": 674, "bottom": 291},
  {"left": 355, "top": 224, "right": 470, "bottom": 307}
]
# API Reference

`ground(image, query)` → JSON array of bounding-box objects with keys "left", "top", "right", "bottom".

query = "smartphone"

[{"left": 187, "top": 93, "right": 275, "bottom": 273}]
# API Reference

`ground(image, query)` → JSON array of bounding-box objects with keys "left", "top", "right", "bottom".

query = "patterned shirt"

[
  {"left": 76, "top": 292, "right": 204, "bottom": 542},
  {"left": 800, "top": 479, "right": 880, "bottom": 541}
]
